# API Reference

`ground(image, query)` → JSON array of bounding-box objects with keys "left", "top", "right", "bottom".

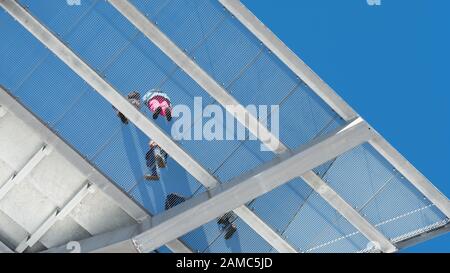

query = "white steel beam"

[
  {"left": 45, "top": 118, "right": 373, "bottom": 253},
  {"left": 0, "top": 88, "right": 191, "bottom": 253},
  {"left": 369, "top": 131, "right": 450, "bottom": 218},
  {"left": 15, "top": 182, "right": 95, "bottom": 253},
  {"left": 164, "top": 239, "right": 192, "bottom": 254},
  {"left": 107, "top": 0, "right": 284, "bottom": 154},
  {"left": 0, "top": 145, "right": 51, "bottom": 201},
  {"left": 0, "top": 0, "right": 285, "bottom": 253},
  {"left": 107, "top": 0, "right": 396, "bottom": 252},
  {"left": 219, "top": 0, "right": 357, "bottom": 122}
]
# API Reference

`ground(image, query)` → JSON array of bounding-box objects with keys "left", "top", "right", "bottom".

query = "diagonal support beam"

[
  {"left": 107, "top": 0, "right": 284, "bottom": 154},
  {"left": 44, "top": 117, "right": 373, "bottom": 253},
  {"left": 0, "top": 144, "right": 52, "bottom": 201},
  {"left": 107, "top": 0, "right": 396, "bottom": 252},
  {"left": 15, "top": 182, "right": 95, "bottom": 253},
  {"left": 0, "top": 0, "right": 290, "bottom": 253}
]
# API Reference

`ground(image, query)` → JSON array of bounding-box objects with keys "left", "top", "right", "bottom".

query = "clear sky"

[{"left": 241, "top": 0, "right": 450, "bottom": 252}]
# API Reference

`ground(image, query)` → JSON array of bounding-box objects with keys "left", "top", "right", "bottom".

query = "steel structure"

[
  {"left": 0, "top": 86, "right": 191, "bottom": 253},
  {"left": 0, "top": 0, "right": 448, "bottom": 253}
]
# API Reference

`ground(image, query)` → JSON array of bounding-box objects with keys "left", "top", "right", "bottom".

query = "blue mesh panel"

[
  {"left": 359, "top": 177, "right": 446, "bottom": 240},
  {"left": 52, "top": 89, "right": 120, "bottom": 158},
  {"left": 101, "top": 33, "right": 175, "bottom": 93},
  {"left": 14, "top": 54, "right": 90, "bottom": 125},
  {"left": 250, "top": 178, "right": 314, "bottom": 234},
  {"left": 278, "top": 84, "right": 344, "bottom": 149},
  {"left": 313, "top": 143, "right": 448, "bottom": 243},
  {"left": 228, "top": 49, "right": 300, "bottom": 106},
  {"left": 281, "top": 191, "right": 370, "bottom": 252},
  {"left": 63, "top": 5, "right": 139, "bottom": 69},
  {"left": 192, "top": 15, "right": 263, "bottom": 87},
  {"left": 130, "top": 0, "right": 176, "bottom": 21},
  {"left": 91, "top": 126, "right": 145, "bottom": 193},
  {"left": 0, "top": 11, "right": 49, "bottom": 91},
  {"left": 152, "top": 0, "right": 226, "bottom": 53},
  {"left": 214, "top": 143, "right": 264, "bottom": 182},
  {"left": 19, "top": 0, "right": 100, "bottom": 36}
]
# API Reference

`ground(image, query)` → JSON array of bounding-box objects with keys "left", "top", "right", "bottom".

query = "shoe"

[
  {"left": 166, "top": 109, "right": 172, "bottom": 122},
  {"left": 144, "top": 174, "right": 159, "bottom": 181},
  {"left": 217, "top": 212, "right": 233, "bottom": 226},
  {"left": 153, "top": 107, "right": 162, "bottom": 120},
  {"left": 118, "top": 113, "right": 128, "bottom": 124},
  {"left": 224, "top": 224, "right": 237, "bottom": 240},
  {"left": 155, "top": 155, "right": 166, "bottom": 168}
]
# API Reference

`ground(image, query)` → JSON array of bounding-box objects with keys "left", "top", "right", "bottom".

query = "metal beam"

[
  {"left": 0, "top": 88, "right": 191, "bottom": 253},
  {"left": 369, "top": 131, "right": 450, "bottom": 218},
  {"left": 0, "top": 241, "right": 13, "bottom": 253},
  {"left": 107, "top": 0, "right": 396, "bottom": 252},
  {"left": 0, "top": 0, "right": 278, "bottom": 253},
  {"left": 0, "top": 145, "right": 51, "bottom": 201},
  {"left": 15, "top": 182, "right": 95, "bottom": 253},
  {"left": 219, "top": 0, "right": 357, "bottom": 122},
  {"left": 164, "top": 239, "right": 192, "bottom": 253},
  {"left": 45, "top": 117, "right": 373, "bottom": 253}
]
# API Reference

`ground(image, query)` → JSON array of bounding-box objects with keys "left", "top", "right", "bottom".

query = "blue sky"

[{"left": 241, "top": 0, "right": 449, "bottom": 252}]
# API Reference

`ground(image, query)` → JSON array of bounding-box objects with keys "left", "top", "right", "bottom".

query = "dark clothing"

[
  {"left": 165, "top": 193, "right": 186, "bottom": 210},
  {"left": 113, "top": 92, "right": 142, "bottom": 124},
  {"left": 217, "top": 212, "right": 237, "bottom": 240},
  {"left": 145, "top": 145, "right": 168, "bottom": 176}
]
